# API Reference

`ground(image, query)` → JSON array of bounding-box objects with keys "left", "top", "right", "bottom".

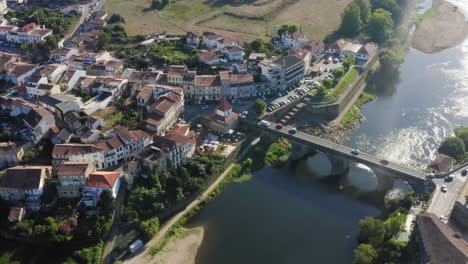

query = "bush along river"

[{"left": 185, "top": 8, "right": 468, "bottom": 264}]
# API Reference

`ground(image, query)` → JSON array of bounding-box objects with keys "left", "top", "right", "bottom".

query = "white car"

[{"left": 441, "top": 185, "right": 448, "bottom": 192}]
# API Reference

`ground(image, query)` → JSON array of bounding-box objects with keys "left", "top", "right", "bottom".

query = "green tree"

[
  {"left": 342, "top": 57, "right": 355, "bottom": 70},
  {"left": 0, "top": 252, "right": 20, "bottom": 264},
  {"left": 355, "top": 0, "right": 371, "bottom": 24},
  {"left": 378, "top": 48, "right": 404, "bottom": 71},
  {"left": 254, "top": 98, "right": 267, "bottom": 115},
  {"left": 455, "top": 130, "right": 468, "bottom": 148},
  {"left": 353, "top": 243, "right": 377, "bottom": 264},
  {"left": 438, "top": 137, "right": 466, "bottom": 160},
  {"left": 385, "top": 213, "right": 405, "bottom": 236},
  {"left": 366, "top": 9, "right": 394, "bottom": 43},
  {"left": 358, "top": 217, "right": 385, "bottom": 248},
  {"left": 98, "top": 190, "right": 115, "bottom": 216},
  {"left": 332, "top": 68, "right": 345, "bottom": 79},
  {"left": 109, "top": 14, "right": 125, "bottom": 24},
  {"left": 140, "top": 217, "right": 160, "bottom": 240},
  {"left": 380, "top": 237, "right": 406, "bottom": 262},
  {"left": 73, "top": 240, "right": 104, "bottom": 264},
  {"left": 322, "top": 78, "right": 334, "bottom": 89},
  {"left": 340, "top": 2, "right": 362, "bottom": 38},
  {"left": 315, "top": 84, "right": 327, "bottom": 95},
  {"left": 277, "top": 24, "right": 299, "bottom": 36},
  {"left": 374, "top": 0, "right": 402, "bottom": 23}
]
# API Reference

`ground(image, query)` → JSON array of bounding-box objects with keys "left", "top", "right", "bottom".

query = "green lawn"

[
  {"left": 330, "top": 67, "right": 359, "bottom": 98},
  {"left": 341, "top": 106, "right": 360, "bottom": 128}
]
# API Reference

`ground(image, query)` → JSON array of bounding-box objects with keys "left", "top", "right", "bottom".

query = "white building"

[
  {"left": 5, "top": 23, "right": 52, "bottom": 45},
  {"left": 186, "top": 31, "right": 200, "bottom": 47},
  {"left": 83, "top": 171, "right": 121, "bottom": 206},
  {"left": 1, "top": 62, "right": 36, "bottom": 85},
  {"left": 279, "top": 31, "right": 309, "bottom": 49},
  {"left": 52, "top": 48, "right": 78, "bottom": 64},
  {"left": 23, "top": 106, "right": 56, "bottom": 143}
]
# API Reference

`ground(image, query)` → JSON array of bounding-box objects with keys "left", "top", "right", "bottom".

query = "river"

[{"left": 186, "top": 3, "right": 468, "bottom": 263}]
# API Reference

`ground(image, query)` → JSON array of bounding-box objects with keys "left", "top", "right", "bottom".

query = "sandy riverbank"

[
  {"left": 413, "top": 0, "right": 468, "bottom": 53},
  {"left": 149, "top": 227, "right": 204, "bottom": 264}
]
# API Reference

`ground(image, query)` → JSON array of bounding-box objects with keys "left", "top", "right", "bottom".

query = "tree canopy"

[
  {"left": 438, "top": 137, "right": 466, "bottom": 160},
  {"left": 353, "top": 243, "right": 377, "bottom": 264},
  {"left": 277, "top": 24, "right": 299, "bottom": 36},
  {"left": 378, "top": 48, "right": 404, "bottom": 72},
  {"left": 355, "top": 0, "right": 371, "bottom": 24},
  {"left": 254, "top": 98, "right": 267, "bottom": 115},
  {"left": 366, "top": 9, "right": 394, "bottom": 43},
  {"left": 373, "top": 0, "right": 402, "bottom": 23},
  {"left": 340, "top": 2, "right": 362, "bottom": 37}
]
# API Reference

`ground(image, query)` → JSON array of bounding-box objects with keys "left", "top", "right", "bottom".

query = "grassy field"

[{"left": 104, "top": 0, "right": 352, "bottom": 42}]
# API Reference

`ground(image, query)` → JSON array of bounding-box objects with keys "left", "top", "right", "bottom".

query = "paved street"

[
  {"left": 428, "top": 165, "right": 468, "bottom": 222},
  {"left": 183, "top": 100, "right": 255, "bottom": 122}
]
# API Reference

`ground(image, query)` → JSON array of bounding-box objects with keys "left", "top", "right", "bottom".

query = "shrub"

[{"left": 140, "top": 217, "right": 160, "bottom": 240}]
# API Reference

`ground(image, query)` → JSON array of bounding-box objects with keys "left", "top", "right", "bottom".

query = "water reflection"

[
  {"left": 346, "top": 164, "right": 379, "bottom": 192},
  {"left": 304, "top": 153, "right": 332, "bottom": 178}
]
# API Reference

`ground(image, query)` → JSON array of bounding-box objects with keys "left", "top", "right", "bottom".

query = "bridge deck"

[{"left": 258, "top": 124, "right": 426, "bottom": 180}]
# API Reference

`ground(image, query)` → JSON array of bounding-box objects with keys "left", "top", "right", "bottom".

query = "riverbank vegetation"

[
  {"left": 265, "top": 137, "right": 292, "bottom": 167},
  {"left": 353, "top": 191, "right": 430, "bottom": 264},
  {"left": 437, "top": 128, "right": 468, "bottom": 163}
]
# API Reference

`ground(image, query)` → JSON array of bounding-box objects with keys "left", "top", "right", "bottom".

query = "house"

[
  {"left": 248, "top": 53, "right": 266, "bottom": 64},
  {"left": 416, "top": 213, "right": 468, "bottom": 264},
  {"left": 51, "top": 128, "right": 72, "bottom": 144},
  {"left": 89, "top": 59, "right": 123, "bottom": 76},
  {"left": 40, "top": 64, "right": 68, "bottom": 84},
  {"left": 25, "top": 74, "right": 48, "bottom": 98},
  {"left": 217, "top": 37, "right": 238, "bottom": 49},
  {"left": 8, "top": 207, "right": 26, "bottom": 222},
  {"left": 80, "top": 129, "right": 101, "bottom": 143},
  {"left": 223, "top": 45, "right": 244, "bottom": 61},
  {"left": 208, "top": 98, "right": 239, "bottom": 133},
  {"left": 52, "top": 48, "right": 78, "bottom": 64},
  {"left": 0, "top": 166, "right": 51, "bottom": 211},
  {"left": 85, "top": 116, "right": 104, "bottom": 129},
  {"left": 134, "top": 124, "right": 196, "bottom": 171},
  {"left": 342, "top": 41, "right": 363, "bottom": 58},
  {"left": 39, "top": 93, "right": 82, "bottom": 120},
  {"left": 328, "top": 38, "right": 351, "bottom": 54},
  {"left": 57, "top": 161, "right": 95, "bottom": 198},
  {"left": 5, "top": 23, "right": 52, "bottom": 45},
  {"left": 128, "top": 70, "right": 162, "bottom": 86},
  {"left": 356, "top": 42, "right": 378, "bottom": 61},
  {"left": 0, "top": 141, "right": 28, "bottom": 169},
  {"left": 23, "top": 106, "right": 56, "bottom": 143},
  {"left": 199, "top": 51, "right": 221, "bottom": 65},
  {"left": 279, "top": 31, "right": 309, "bottom": 49},
  {"left": 203, "top": 32, "right": 223, "bottom": 48},
  {"left": 186, "top": 31, "right": 200, "bottom": 47},
  {"left": 83, "top": 171, "right": 121, "bottom": 206},
  {"left": 1, "top": 62, "right": 36, "bottom": 85},
  {"left": 142, "top": 92, "right": 183, "bottom": 134},
  {"left": 83, "top": 18, "right": 107, "bottom": 32},
  {"left": 122, "top": 160, "right": 139, "bottom": 188},
  {"left": 58, "top": 69, "right": 86, "bottom": 92},
  {"left": 136, "top": 85, "right": 154, "bottom": 106},
  {"left": 36, "top": 83, "right": 61, "bottom": 97},
  {"left": 0, "top": 52, "right": 18, "bottom": 68},
  {"left": 428, "top": 154, "right": 456, "bottom": 173},
  {"left": 65, "top": 52, "right": 112, "bottom": 70},
  {"left": 303, "top": 40, "right": 325, "bottom": 56}
]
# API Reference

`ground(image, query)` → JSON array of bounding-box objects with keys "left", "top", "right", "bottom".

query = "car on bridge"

[
  {"left": 275, "top": 124, "right": 283, "bottom": 129},
  {"left": 288, "top": 128, "right": 297, "bottom": 134},
  {"left": 380, "top": 159, "right": 389, "bottom": 165},
  {"left": 351, "top": 149, "right": 360, "bottom": 155},
  {"left": 259, "top": 120, "right": 270, "bottom": 127}
]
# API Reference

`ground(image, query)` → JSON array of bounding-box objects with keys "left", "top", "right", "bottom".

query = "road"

[
  {"left": 257, "top": 122, "right": 426, "bottom": 180},
  {"left": 427, "top": 165, "right": 468, "bottom": 222},
  {"left": 61, "top": 0, "right": 107, "bottom": 43}
]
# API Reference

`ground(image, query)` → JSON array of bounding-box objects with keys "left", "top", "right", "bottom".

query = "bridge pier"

[{"left": 329, "top": 155, "right": 350, "bottom": 175}]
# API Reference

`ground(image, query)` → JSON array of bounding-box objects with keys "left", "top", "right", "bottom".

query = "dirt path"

[
  {"left": 124, "top": 162, "right": 236, "bottom": 264},
  {"left": 149, "top": 227, "right": 204, "bottom": 264},
  {"left": 413, "top": 0, "right": 468, "bottom": 53}
]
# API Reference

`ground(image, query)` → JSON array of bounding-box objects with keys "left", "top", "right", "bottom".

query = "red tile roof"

[
  {"left": 217, "top": 98, "right": 232, "bottom": 112},
  {"left": 86, "top": 171, "right": 120, "bottom": 188},
  {"left": 52, "top": 144, "right": 103, "bottom": 156}
]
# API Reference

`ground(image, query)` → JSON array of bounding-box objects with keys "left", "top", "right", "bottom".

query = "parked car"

[
  {"left": 462, "top": 168, "right": 467, "bottom": 176},
  {"left": 351, "top": 149, "right": 360, "bottom": 155},
  {"left": 445, "top": 174, "right": 455, "bottom": 182}
]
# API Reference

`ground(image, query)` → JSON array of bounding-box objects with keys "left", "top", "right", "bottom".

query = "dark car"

[
  {"left": 462, "top": 169, "right": 467, "bottom": 176},
  {"left": 380, "top": 160, "right": 389, "bottom": 165}
]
